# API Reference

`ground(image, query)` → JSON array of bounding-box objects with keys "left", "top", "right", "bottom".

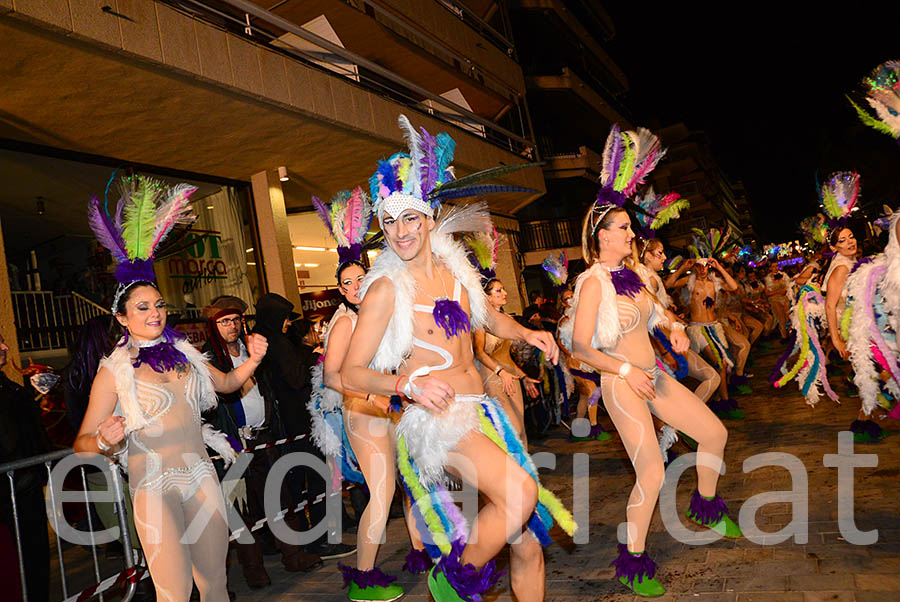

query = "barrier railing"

[
  {"left": 1, "top": 449, "right": 137, "bottom": 602},
  {"left": 11, "top": 291, "right": 107, "bottom": 353}
]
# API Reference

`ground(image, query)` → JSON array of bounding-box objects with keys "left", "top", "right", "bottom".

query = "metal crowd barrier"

[
  {"left": 1, "top": 448, "right": 137, "bottom": 602},
  {"left": 3, "top": 433, "right": 343, "bottom": 601}
]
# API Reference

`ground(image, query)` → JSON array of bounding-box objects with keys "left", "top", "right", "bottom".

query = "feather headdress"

[
  {"left": 590, "top": 125, "right": 666, "bottom": 234},
  {"left": 633, "top": 187, "right": 689, "bottom": 238},
  {"left": 542, "top": 251, "right": 568, "bottom": 291},
  {"left": 688, "top": 225, "right": 737, "bottom": 259},
  {"left": 87, "top": 175, "right": 197, "bottom": 312},
  {"left": 370, "top": 114, "right": 539, "bottom": 226},
  {"left": 312, "top": 186, "right": 374, "bottom": 265},
  {"left": 873, "top": 205, "right": 896, "bottom": 233},
  {"left": 819, "top": 171, "right": 859, "bottom": 227},
  {"left": 799, "top": 213, "right": 829, "bottom": 246},
  {"left": 460, "top": 226, "right": 501, "bottom": 283},
  {"left": 849, "top": 60, "right": 900, "bottom": 141}
]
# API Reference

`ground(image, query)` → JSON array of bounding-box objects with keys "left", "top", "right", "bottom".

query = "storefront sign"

[
  {"left": 167, "top": 231, "right": 228, "bottom": 294},
  {"left": 300, "top": 289, "right": 344, "bottom": 321}
]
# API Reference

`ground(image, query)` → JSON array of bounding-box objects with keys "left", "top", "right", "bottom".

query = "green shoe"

[
  {"left": 348, "top": 582, "right": 404, "bottom": 602},
  {"left": 686, "top": 509, "right": 743, "bottom": 538},
  {"left": 735, "top": 384, "right": 753, "bottom": 395},
  {"left": 595, "top": 431, "right": 613, "bottom": 441},
  {"left": 428, "top": 566, "right": 464, "bottom": 602},
  {"left": 723, "top": 409, "right": 746, "bottom": 420},
  {"left": 619, "top": 574, "right": 666, "bottom": 597},
  {"left": 680, "top": 432, "right": 698, "bottom": 451}
]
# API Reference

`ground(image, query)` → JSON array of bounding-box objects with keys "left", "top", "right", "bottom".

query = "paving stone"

[
  {"left": 725, "top": 575, "right": 788, "bottom": 592},
  {"left": 801, "top": 593, "right": 855, "bottom": 602},
  {"left": 854, "top": 573, "right": 900, "bottom": 590},
  {"left": 788, "top": 574, "right": 854, "bottom": 591},
  {"left": 735, "top": 593, "right": 802, "bottom": 601}
]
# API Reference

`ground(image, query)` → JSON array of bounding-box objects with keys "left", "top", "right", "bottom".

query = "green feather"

[
  {"left": 848, "top": 96, "right": 897, "bottom": 137},
  {"left": 650, "top": 199, "right": 690, "bottom": 229},
  {"left": 613, "top": 134, "right": 636, "bottom": 192},
  {"left": 122, "top": 176, "right": 160, "bottom": 260}
]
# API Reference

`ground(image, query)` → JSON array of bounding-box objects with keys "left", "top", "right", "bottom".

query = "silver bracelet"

[
  {"left": 494, "top": 365, "right": 503, "bottom": 375},
  {"left": 618, "top": 362, "right": 632, "bottom": 379},
  {"left": 96, "top": 431, "right": 112, "bottom": 452}
]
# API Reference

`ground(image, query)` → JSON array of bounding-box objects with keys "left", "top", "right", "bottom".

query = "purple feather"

[
  {"left": 403, "top": 547, "right": 432, "bottom": 574},
  {"left": 610, "top": 267, "right": 645, "bottom": 298},
  {"left": 419, "top": 127, "right": 440, "bottom": 196},
  {"left": 434, "top": 484, "right": 469, "bottom": 543},
  {"left": 595, "top": 183, "right": 628, "bottom": 207},
  {"left": 769, "top": 332, "right": 797, "bottom": 383},
  {"left": 610, "top": 543, "right": 657, "bottom": 587},
  {"left": 687, "top": 490, "right": 729, "bottom": 525},
  {"left": 436, "top": 539, "right": 504, "bottom": 602},
  {"left": 337, "top": 243, "right": 362, "bottom": 264},
  {"left": 570, "top": 368, "right": 602, "bottom": 384},
  {"left": 311, "top": 196, "right": 332, "bottom": 232},
  {"left": 850, "top": 419, "right": 883, "bottom": 439},
  {"left": 114, "top": 259, "right": 157, "bottom": 284},
  {"left": 87, "top": 196, "right": 127, "bottom": 262},
  {"left": 132, "top": 326, "right": 189, "bottom": 373},
  {"left": 603, "top": 124, "right": 624, "bottom": 187},
  {"left": 702, "top": 296, "right": 716, "bottom": 308},
  {"left": 433, "top": 298, "right": 471, "bottom": 338},
  {"left": 338, "top": 564, "right": 397, "bottom": 588}
]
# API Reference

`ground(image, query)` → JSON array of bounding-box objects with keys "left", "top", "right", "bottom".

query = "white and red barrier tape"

[{"left": 208, "top": 433, "right": 308, "bottom": 461}]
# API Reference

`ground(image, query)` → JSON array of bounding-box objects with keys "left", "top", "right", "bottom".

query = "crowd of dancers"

[{"left": 72, "top": 59, "right": 899, "bottom": 602}]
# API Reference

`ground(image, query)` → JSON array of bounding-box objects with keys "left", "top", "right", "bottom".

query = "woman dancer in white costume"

[{"left": 75, "top": 176, "right": 265, "bottom": 602}]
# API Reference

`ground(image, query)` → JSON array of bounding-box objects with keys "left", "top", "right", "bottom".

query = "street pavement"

[{"left": 228, "top": 344, "right": 900, "bottom": 601}]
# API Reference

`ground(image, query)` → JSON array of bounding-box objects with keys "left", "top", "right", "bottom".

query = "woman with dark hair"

[
  {"left": 560, "top": 126, "right": 740, "bottom": 597},
  {"left": 65, "top": 315, "right": 116, "bottom": 431},
  {"left": 473, "top": 278, "right": 541, "bottom": 442},
  {"left": 75, "top": 177, "right": 265, "bottom": 602}
]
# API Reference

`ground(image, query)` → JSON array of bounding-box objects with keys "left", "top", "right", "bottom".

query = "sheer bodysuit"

[
  {"left": 596, "top": 290, "right": 727, "bottom": 552},
  {"left": 128, "top": 365, "right": 228, "bottom": 602},
  {"left": 477, "top": 331, "right": 527, "bottom": 439}
]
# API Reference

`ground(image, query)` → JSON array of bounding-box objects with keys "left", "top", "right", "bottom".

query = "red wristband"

[{"left": 395, "top": 374, "right": 408, "bottom": 397}]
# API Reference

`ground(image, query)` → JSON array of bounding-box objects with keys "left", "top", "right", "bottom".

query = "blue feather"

[
  {"left": 371, "top": 160, "right": 397, "bottom": 199},
  {"left": 431, "top": 184, "right": 539, "bottom": 201},
  {"left": 435, "top": 132, "right": 456, "bottom": 177}
]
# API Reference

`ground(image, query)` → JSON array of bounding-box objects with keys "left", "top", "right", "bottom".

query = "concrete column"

[
  {"left": 250, "top": 170, "right": 303, "bottom": 313},
  {"left": 0, "top": 217, "right": 23, "bottom": 385}
]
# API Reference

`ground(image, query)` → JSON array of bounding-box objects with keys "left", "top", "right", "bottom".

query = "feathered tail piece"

[
  {"left": 819, "top": 171, "right": 859, "bottom": 226},
  {"left": 542, "top": 250, "right": 568, "bottom": 290},
  {"left": 849, "top": 60, "right": 900, "bottom": 141}
]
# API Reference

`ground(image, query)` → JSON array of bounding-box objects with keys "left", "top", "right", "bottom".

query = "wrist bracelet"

[
  {"left": 618, "top": 362, "right": 632, "bottom": 379},
  {"left": 671, "top": 322, "right": 685, "bottom": 332},
  {"left": 494, "top": 365, "right": 503, "bottom": 375},
  {"left": 395, "top": 374, "right": 407, "bottom": 396},
  {"left": 96, "top": 431, "right": 112, "bottom": 452}
]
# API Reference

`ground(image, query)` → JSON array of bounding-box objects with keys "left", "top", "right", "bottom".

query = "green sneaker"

[
  {"left": 735, "top": 384, "right": 753, "bottom": 395},
  {"left": 428, "top": 566, "right": 464, "bottom": 602},
  {"left": 686, "top": 509, "right": 743, "bottom": 538},
  {"left": 723, "top": 409, "right": 746, "bottom": 420},
  {"left": 619, "top": 574, "right": 666, "bottom": 598},
  {"left": 348, "top": 582, "right": 404, "bottom": 602},
  {"left": 595, "top": 431, "right": 613, "bottom": 441}
]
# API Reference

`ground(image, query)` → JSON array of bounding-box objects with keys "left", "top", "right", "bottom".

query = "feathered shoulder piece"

[
  {"left": 819, "top": 171, "right": 859, "bottom": 226},
  {"left": 799, "top": 213, "right": 828, "bottom": 246},
  {"left": 370, "top": 114, "right": 540, "bottom": 225},
  {"left": 849, "top": 60, "right": 900, "bottom": 141},
  {"left": 542, "top": 251, "right": 568, "bottom": 291},
  {"left": 87, "top": 175, "right": 197, "bottom": 312},
  {"left": 596, "top": 125, "right": 666, "bottom": 208},
  {"left": 633, "top": 187, "right": 689, "bottom": 237},
  {"left": 688, "top": 225, "right": 737, "bottom": 259},
  {"left": 311, "top": 186, "right": 374, "bottom": 264}
]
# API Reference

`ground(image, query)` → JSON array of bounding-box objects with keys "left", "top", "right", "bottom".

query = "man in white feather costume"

[{"left": 342, "top": 115, "right": 576, "bottom": 602}]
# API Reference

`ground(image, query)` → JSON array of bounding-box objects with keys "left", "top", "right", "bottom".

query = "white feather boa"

[
  {"left": 846, "top": 216, "right": 900, "bottom": 416},
  {"left": 635, "top": 262, "right": 672, "bottom": 308},
  {"left": 559, "top": 262, "right": 667, "bottom": 354},
  {"left": 360, "top": 230, "right": 488, "bottom": 372},
  {"left": 100, "top": 338, "right": 217, "bottom": 432},
  {"left": 308, "top": 305, "right": 357, "bottom": 459}
]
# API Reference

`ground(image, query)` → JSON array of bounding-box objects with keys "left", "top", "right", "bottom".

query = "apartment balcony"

[
  {"left": 540, "top": 146, "right": 602, "bottom": 181},
  {"left": 0, "top": 0, "right": 543, "bottom": 213},
  {"left": 528, "top": 67, "right": 631, "bottom": 131},
  {"left": 239, "top": 0, "right": 525, "bottom": 119},
  {"left": 518, "top": 216, "right": 581, "bottom": 252}
]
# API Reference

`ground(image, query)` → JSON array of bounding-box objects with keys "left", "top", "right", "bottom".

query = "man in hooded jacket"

[{"left": 253, "top": 293, "right": 354, "bottom": 560}]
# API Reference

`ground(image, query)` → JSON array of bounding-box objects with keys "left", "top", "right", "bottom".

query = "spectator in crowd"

[
  {"left": 0, "top": 331, "right": 51, "bottom": 602},
  {"left": 253, "top": 293, "right": 355, "bottom": 560},
  {"left": 202, "top": 296, "right": 322, "bottom": 588}
]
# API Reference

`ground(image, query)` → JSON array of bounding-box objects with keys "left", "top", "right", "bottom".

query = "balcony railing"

[
  {"left": 173, "top": 0, "right": 536, "bottom": 157},
  {"left": 519, "top": 217, "right": 582, "bottom": 252}
]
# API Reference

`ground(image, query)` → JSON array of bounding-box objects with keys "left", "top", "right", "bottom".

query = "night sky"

[{"left": 605, "top": 6, "right": 900, "bottom": 242}]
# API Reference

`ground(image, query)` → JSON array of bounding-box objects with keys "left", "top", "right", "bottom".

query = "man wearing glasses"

[{"left": 201, "top": 296, "right": 323, "bottom": 589}]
